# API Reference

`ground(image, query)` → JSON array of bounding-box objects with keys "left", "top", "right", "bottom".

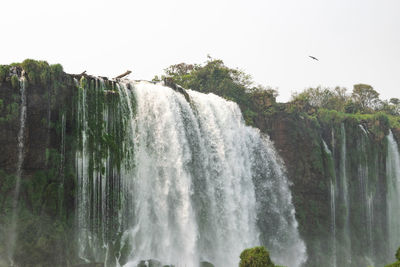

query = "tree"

[
  {"left": 352, "top": 84, "right": 380, "bottom": 113},
  {"left": 390, "top": 98, "right": 400, "bottom": 106},
  {"left": 291, "top": 86, "right": 349, "bottom": 112}
]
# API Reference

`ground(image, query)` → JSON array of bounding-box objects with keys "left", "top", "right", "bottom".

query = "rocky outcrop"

[{"left": 0, "top": 65, "right": 77, "bottom": 266}]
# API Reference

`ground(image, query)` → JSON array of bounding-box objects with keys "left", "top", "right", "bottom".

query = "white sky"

[{"left": 1, "top": 0, "right": 399, "bottom": 102}]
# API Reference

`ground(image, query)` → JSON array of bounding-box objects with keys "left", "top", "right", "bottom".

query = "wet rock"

[
  {"left": 137, "top": 259, "right": 162, "bottom": 267},
  {"left": 200, "top": 261, "right": 215, "bottom": 267}
]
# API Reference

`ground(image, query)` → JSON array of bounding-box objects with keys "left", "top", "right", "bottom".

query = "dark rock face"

[
  {"left": 254, "top": 111, "right": 331, "bottom": 266},
  {"left": 253, "top": 108, "right": 396, "bottom": 267},
  {"left": 0, "top": 72, "right": 78, "bottom": 266}
]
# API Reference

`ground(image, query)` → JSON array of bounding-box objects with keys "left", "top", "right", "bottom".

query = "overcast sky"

[{"left": 1, "top": 0, "right": 399, "bottom": 101}]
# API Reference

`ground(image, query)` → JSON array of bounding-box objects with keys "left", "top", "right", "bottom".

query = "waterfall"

[
  {"left": 323, "top": 140, "right": 337, "bottom": 267},
  {"left": 358, "top": 125, "right": 374, "bottom": 261},
  {"left": 330, "top": 180, "right": 337, "bottom": 267},
  {"left": 75, "top": 80, "right": 306, "bottom": 267},
  {"left": 339, "top": 123, "right": 351, "bottom": 265},
  {"left": 7, "top": 76, "right": 27, "bottom": 265},
  {"left": 387, "top": 130, "right": 400, "bottom": 261}
]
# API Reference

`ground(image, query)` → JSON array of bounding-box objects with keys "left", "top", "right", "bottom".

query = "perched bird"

[{"left": 309, "top": 56, "right": 319, "bottom": 61}]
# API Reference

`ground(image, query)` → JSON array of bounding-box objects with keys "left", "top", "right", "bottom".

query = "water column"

[
  {"left": 7, "top": 75, "right": 27, "bottom": 265},
  {"left": 323, "top": 140, "right": 337, "bottom": 267},
  {"left": 339, "top": 123, "right": 351, "bottom": 265},
  {"left": 358, "top": 125, "right": 374, "bottom": 262},
  {"left": 387, "top": 130, "right": 400, "bottom": 260}
]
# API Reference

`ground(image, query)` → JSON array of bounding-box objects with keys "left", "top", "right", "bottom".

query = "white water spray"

[{"left": 76, "top": 80, "right": 307, "bottom": 267}]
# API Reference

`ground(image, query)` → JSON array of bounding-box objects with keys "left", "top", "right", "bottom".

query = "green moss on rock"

[{"left": 239, "top": 246, "right": 276, "bottom": 267}]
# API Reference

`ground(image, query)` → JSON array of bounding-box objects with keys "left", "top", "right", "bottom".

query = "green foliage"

[
  {"left": 396, "top": 247, "right": 400, "bottom": 261},
  {"left": 290, "top": 84, "right": 399, "bottom": 132},
  {"left": 239, "top": 246, "right": 276, "bottom": 267},
  {"left": 20, "top": 59, "right": 64, "bottom": 87},
  {"left": 157, "top": 57, "right": 278, "bottom": 125},
  {"left": 385, "top": 263, "right": 400, "bottom": 267},
  {"left": 11, "top": 74, "right": 19, "bottom": 89},
  {"left": 379, "top": 98, "right": 400, "bottom": 116},
  {"left": 0, "top": 65, "right": 10, "bottom": 84},
  {"left": 352, "top": 83, "right": 380, "bottom": 113},
  {"left": 291, "top": 86, "right": 348, "bottom": 112}
]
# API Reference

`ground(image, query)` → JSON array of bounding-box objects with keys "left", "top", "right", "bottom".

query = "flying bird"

[{"left": 309, "top": 56, "right": 319, "bottom": 61}]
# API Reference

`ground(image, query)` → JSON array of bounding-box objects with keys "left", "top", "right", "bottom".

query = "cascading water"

[
  {"left": 358, "top": 125, "right": 374, "bottom": 262},
  {"left": 339, "top": 123, "right": 351, "bottom": 265},
  {"left": 386, "top": 130, "right": 400, "bottom": 261},
  {"left": 323, "top": 140, "right": 337, "bottom": 267},
  {"left": 7, "top": 76, "right": 27, "bottom": 265},
  {"left": 75, "top": 79, "right": 306, "bottom": 267},
  {"left": 330, "top": 180, "right": 337, "bottom": 267}
]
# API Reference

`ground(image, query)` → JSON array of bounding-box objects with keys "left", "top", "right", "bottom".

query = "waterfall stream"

[
  {"left": 7, "top": 76, "right": 27, "bottom": 265},
  {"left": 358, "top": 125, "right": 374, "bottom": 262},
  {"left": 323, "top": 140, "right": 337, "bottom": 267},
  {"left": 75, "top": 80, "right": 306, "bottom": 267},
  {"left": 339, "top": 123, "right": 351, "bottom": 265},
  {"left": 387, "top": 130, "right": 400, "bottom": 261}
]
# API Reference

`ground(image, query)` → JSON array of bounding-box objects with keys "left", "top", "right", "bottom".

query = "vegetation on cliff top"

[
  {"left": 155, "top": 57, "right": 400, "bottom": 135},
  {"left": 1, "top": 59, "right": 64, "bottom": 88},
  {"left": 290, "top": 84, "right": 400, "bottom": 130},
  {"left": 153, "top": 56, "right": 278, "bottom": 126}
]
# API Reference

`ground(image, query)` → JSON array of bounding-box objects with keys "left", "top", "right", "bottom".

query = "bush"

[
  {"left": 239, "top": 246, "right": 275, "bottom": 267},
  {"left": 384, "top": 247, "right": 400, "bottom": 267}
]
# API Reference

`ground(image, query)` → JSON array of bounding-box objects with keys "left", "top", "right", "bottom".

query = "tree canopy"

[
  {"left": 154, "top": 57, "right": 278, "bottom": 125},
  {"left": 291, "top": 84, "right": 399, "bottom": 116}
]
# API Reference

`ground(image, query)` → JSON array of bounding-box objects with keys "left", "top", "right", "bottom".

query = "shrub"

[
  {"left": 239, "top": 246, "right": 275, "bottom": 267},
  {"left": 384, "top": 247, "right": 400, "bottom": 267}
]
